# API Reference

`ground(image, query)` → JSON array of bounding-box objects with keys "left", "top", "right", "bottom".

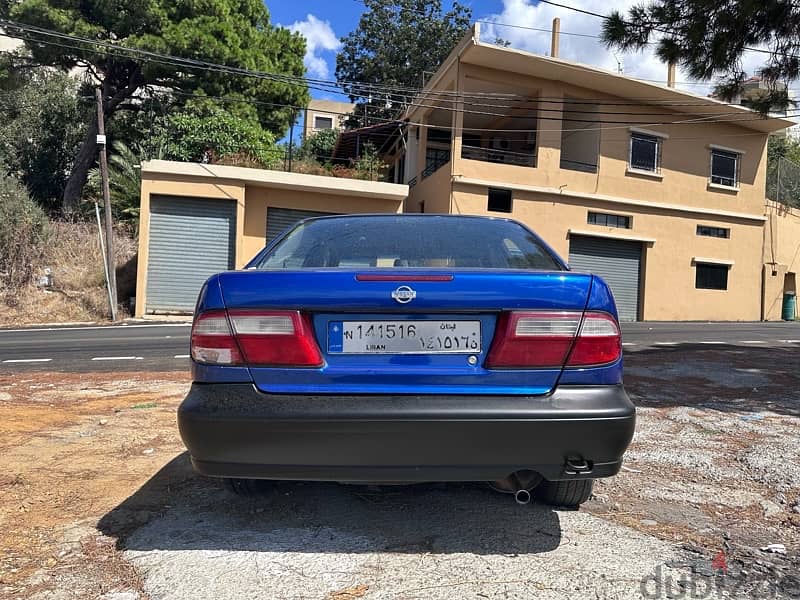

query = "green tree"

[
  {"left": 3, "top": 0, "right": 308, "bottom": 212},
  {"left": 0, "top": 69, "right": 88, "bottom": 213},
  {"left": 336, "top": 0, "right": 471, "bottom": 124},
  {"left": 601, "top": 1, "right": 796, "bottom": 113},
  {"left": 163, "top": 105, "right": 282, "bottom": 167},
  {"left": 767, "top": 135, "right": 800, "bottom": 207},
  {"left": 299, "top": 128, "right": 339, "bottom": 164}
]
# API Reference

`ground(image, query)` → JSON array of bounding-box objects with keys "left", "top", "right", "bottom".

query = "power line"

[
  {"left": 3, "top": 16, "right": 795, "bottom": 133},
  {"left": 535, "top": 0, "right": 789, "bottom": 60},
  {"left": 0, "top": 17, "right": 773, "bottom": 111}
]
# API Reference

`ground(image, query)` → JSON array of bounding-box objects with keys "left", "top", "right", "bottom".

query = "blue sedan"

[{"left": 178, "top": 214, "right": 635, "bottom": 508}]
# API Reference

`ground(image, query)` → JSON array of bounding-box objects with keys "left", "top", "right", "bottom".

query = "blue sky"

[
  {"left": 268, "top": 0, "right": 754, "bottom": 102},
  {"left": 269, "top": 1, "right": 505, "bottom": 102}
]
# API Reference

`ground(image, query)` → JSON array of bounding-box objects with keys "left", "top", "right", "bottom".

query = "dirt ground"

[{"left": 0, "top": 344, "right": 798, "bottom": 599}]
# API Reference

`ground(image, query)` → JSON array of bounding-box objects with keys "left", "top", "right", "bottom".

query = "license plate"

[{"left": 328, "top": 320, "right": 481, "bottom": 354}]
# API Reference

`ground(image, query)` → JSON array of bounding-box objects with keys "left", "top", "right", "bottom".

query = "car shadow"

[
  {"left": 624, "top": 343, "right": 800, "bottom": 417},
  {"left": 98, "top": 453, "right": 563, "bottom": 556}
]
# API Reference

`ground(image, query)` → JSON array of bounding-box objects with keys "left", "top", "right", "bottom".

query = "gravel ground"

[{"left": 120, "top": 481, "right": 692, "bottom": 600}]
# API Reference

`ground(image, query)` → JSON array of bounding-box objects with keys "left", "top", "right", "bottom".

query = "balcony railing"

[
  {"left": 461, "top": 145, "right": 536, "bottom": 167},
  {"left": 422, "top": 155, "right": 450, "bottom": 179}
]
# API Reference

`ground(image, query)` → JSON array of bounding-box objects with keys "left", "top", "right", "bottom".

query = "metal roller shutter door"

[
  {"left": 568, "top": 235, "right": 642, "bottom": 322},
  {"left": 146, "top": 196, "right": 236, "bottom": 313},
  {"left": 266, "top": 207, "right": 339, "bottom": 243}
]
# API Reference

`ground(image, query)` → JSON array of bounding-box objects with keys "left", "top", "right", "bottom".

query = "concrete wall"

[
  {"left": 452, "top": 184, "right": 765, "bottom": 321},
  {"left": 406, "top": 160, "right": 452, "bottom": 213},
  {"left": 763, "top": 202, "right": 800, "bottom": 320},
  {"left": 242, "top": 187, "right": 403, "bottom": 261}
]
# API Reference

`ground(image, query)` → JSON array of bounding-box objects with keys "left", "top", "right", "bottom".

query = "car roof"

[{"left": 294, "top": 213, "right": 522, "bottom": 225}]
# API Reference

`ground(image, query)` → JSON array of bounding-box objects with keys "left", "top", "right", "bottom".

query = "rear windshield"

[{"left": 254, "top": 216, "right": 563, "bottom": 271}]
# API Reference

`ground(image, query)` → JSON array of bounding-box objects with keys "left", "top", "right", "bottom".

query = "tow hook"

[{"left": 565, "top": 458, "right": 593, "bottom": 475}]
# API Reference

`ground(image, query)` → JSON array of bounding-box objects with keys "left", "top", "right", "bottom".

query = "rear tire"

[
  {"left": 224, "top": 478, "right": 270, "bottom": 497},
  {"left": 537, "top": 479, "right": 594, "bottom": 508}
]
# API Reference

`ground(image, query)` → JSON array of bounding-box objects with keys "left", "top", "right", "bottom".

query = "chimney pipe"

[
  {"left": 551, "top": 17, "right": 560, "bottom": 58},
  {"left": 667, "top": 62, "right": 676, "bottom": 88}
]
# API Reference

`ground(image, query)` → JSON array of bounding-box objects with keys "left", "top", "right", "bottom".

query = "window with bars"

[
  {"left": 696, "top": 225, "right": 730, "bottom": 239},
  {"left": 588, "top": 211, "right": 631, "bottom": 229},
  {"left": 710, "top": 149, "right": 740, "bottom": 187},
  {"left": 695, "top": 263, "right": 729, "bottom": 290},
  {"left": 629, "top": 133, "right": 662, "bottom": 173}
]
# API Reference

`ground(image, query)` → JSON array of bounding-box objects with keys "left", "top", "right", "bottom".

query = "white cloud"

[
  {"left": 477, "top": 0, "right": 773, "bottom": 97},
  {"left": 287, "top": 14, "right": 340, "bottom": 80}
]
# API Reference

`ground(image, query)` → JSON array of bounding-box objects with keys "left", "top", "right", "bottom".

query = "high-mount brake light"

[{"left": 486, "top": 311, "right": 621, "bottom": 369}]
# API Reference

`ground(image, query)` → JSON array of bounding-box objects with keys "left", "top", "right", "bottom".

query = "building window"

[
  {"left": 695, "top": 263, "right": 729, "bottom": 290},
  {"left": 488, "top": 188, "right": 512, "bottom": 213},
  {"left": 588, "top": 211, "right": 631, "bottom": 229},
  {"left": 710, "top": 149, "right": 740, "bottom": 187},
  {"left": 697, "top": 225, "right": 730, "bottom": 238},
  {"left": 314, "top": 116, "right": 333, "bottom": 129},
  {"left": 629, "top": 133, "right": 662, "bottom": 173}
]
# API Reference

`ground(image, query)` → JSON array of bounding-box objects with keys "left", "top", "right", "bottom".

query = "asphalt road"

[{"left": 0, "top": 320, "right": 798, "bottom": 372}]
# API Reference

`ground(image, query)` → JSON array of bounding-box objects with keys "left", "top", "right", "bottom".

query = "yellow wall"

[
  {"left": 242, "top": 187, "right": 402, "bottom": 263},
  {"left": 135, "top": 168, "right": 405, "bottom": 317},
  {"left": 452, "top": 185, "right": 764, "bottom": 321},
  {"left": 763, "top": 202, "right": 800, "bottom": 320},
  {"left": 446, "top": 64, "right": 769, "bottom": 218},
  {"left": 406, "top": 161, "right": 452, "bottom": 213}
]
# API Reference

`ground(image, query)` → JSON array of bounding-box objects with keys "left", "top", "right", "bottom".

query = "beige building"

[
  {"left": 763, "top": 201, "right": 800, "bottom": 320},
  {"left": 387, "top": 24, "right": 792, "bottom": 321},
  {"left": 303, "top": 99, "right": 355, "bottom": 138},
  {"left": 134, "top": 161, "right": 406, "bottom": 317}
]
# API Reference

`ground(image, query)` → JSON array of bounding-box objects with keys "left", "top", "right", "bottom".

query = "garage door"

[
  {"left": 266, "top": 207, "right": 338, "bottom": 243},
  {"left": 146, "top": 196, "right": 236, "bottom": 313},
  {"left": 568, "top": 235, "right": 642, "bottom": 321}
]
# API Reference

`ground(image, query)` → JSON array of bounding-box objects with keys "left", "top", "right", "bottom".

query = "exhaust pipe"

[{"left": 514, "top": 489, "right": 532, "bottom": 505}]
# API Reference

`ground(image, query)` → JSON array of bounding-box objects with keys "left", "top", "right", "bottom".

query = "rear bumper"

[{"left": 178, "top": 383, "right": 636, "bottom": 482}]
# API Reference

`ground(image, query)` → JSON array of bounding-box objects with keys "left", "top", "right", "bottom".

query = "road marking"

[
  {"left": 0, "top": 323, "right": 191, "bottom": 333},
  {"left": 697, "top": 341, "right": 725, "bottom": 345},
  {"left": 780, "top": 339, "right": 800, "bottom": 343},
  {"left": 91, "top": 356, "right": 144, "bottom": 361},
  {"left": 622, "top": 343, "right": 636, "bottom": 347},
  {"left": 174, "top": 354, "right": 190, "bottom": 359},
  {"left": 2, "top": 358, "right": 53, "bottom": 363},
  {"left": 740, "top": 340, "right": 766, "bottom": 344},
  {"left": 653, "top": 342, "right": 678, "bottom": 346}
]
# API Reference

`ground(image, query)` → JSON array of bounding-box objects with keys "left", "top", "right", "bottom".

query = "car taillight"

[
  {"left": 228, "top": 310, "right": 323, "bottom": 367},
  {"left": 191, "top": 310, "right": 243, "bottom": 365},
  {"left": 567, "top": 312, "right": 622, "bottom": 366},
  {"left": 486, "top": 311, "right": 620, "bottom": 369}
]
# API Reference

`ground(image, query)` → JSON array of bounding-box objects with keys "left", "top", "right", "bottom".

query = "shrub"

[
  {"left": 0, "top": 171, "right": 49, "bottom": 301},
  {"left": 298, "top": 128, "right": 339, "bottom": 164}
]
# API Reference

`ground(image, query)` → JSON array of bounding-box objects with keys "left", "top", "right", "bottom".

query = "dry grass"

[{"left": 0, "top": 221, "right": 137, "bottom": 326}]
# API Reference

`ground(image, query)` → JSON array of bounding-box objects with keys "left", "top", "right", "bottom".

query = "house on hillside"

[
  {"left": 354, "top": 23, "right": 792, "bottom": 321},
  {"left": 303, "top": 99, "right": 355, "bottom": 138}
]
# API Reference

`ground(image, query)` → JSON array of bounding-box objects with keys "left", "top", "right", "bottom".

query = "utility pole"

[
  {"left": 288, "top": 109, "right": 296, "bottom": 173},
  {"left": 96, "top": 88, "right": 118, "bottom": 321}
]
